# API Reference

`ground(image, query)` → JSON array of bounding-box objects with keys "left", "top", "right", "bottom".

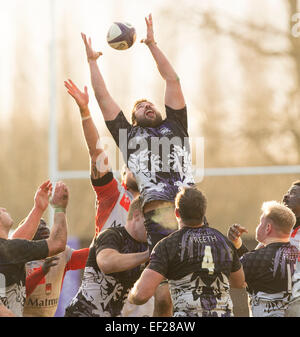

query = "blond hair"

[{"left": 261, "top": 201, "right": 296, "bottom": 234}]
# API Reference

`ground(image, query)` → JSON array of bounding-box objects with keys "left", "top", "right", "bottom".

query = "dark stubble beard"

[{"left": 136, "top": 114, "right": 163, "bottom": 128}]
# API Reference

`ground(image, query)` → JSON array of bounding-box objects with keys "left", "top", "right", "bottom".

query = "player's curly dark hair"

[{"left": 175, "top": 187, "right": 207, "bottom": 226}]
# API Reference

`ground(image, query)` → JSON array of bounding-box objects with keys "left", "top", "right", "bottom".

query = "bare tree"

[{"left": 160, "top": 0, "right": 300, "bottom": 164}]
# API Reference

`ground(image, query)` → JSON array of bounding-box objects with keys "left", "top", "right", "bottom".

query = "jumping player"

[{"left": 81, "top": 13, "right": 195, "bottom": 316}]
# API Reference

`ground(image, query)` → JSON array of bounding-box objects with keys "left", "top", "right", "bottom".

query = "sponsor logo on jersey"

[
  {"left": 26, "top": 297, "right": 58, "bottom": 307},
  {"left": 45, "top": 283, "right": 52, "bottom": 295}
]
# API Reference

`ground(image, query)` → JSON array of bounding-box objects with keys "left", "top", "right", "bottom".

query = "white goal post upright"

[{"left": 48, "top": 0, "right": 58, "bottom": 227}]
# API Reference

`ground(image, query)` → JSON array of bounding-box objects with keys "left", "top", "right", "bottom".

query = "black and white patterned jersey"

[
  {"left": 288, "top": 218, "right": 300, "bottom": 301},
  {"left": 0, "top": 238, "right": 49, "bottom": 316},
  {"left": 238, "top": 241, "right": 298, "bottom": 316},
  {"left": 105, "top": 106, "right": 195, "bottom": 207},
  {"left": 65, "top": 227, "right": 148, "bottom": 317},
  {"left": 148, "top": 225, "right": 241, "bottom": 317},
  {"left": 240, "top": 242, "right": 298, "bottom": 296}
]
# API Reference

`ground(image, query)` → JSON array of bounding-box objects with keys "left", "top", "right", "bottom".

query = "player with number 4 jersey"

[{"left": 128, "top": 188, "right": 245, "bottom": 317}]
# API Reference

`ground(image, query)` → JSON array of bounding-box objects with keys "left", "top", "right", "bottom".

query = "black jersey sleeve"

[
  {"left": 147, "top": 240, "right": 169, "bottom": 278},
  {"left": 236, "top": 243, "right": 249, "bottom": 258},
  {"left": 105, "top": 111, "right": 131, "bottom": 146},
  {"left": 1, "top": 239, "right": 49, "bottom": 264},
  {"left": 165, "top": 105, "right": 188, "bottom": 132},
  {"left": 95, "top": 228, "right": 123, "bottom": 255},
  {"left": 91, "top": 171, "right": 114, "bottom": 187},
  {"left": 231, "top": 245, "right": 242, "bottom": 272}
]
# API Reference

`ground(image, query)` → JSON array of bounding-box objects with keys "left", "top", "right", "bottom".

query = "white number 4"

[{"left": 202, "top": 246, "right": 215, "bottom": 274}]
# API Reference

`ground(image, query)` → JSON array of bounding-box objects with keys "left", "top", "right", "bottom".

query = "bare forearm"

[
  {"left": 11, "top": 206, "right": 43, "bottom": 240},
  {"left": 147, "top": 43, "right": 178, "bottom": 81},
  {"left": 99, "top": 250, "right": 149, "bottom": 274},
  {"left": 88, "top": 60, "right": 121, "bottom": 121},
  {"left": 89, "top": 60, "right": 110, "bottom": 101},
  {"left": 82, "top": 116, "right": 101, "bottom": 156},
  {"left": 81, "top": 118, "right": 110, "bottom": 179},
  {"left": 128, "top": 269, "right": 164, "bottom": 305},
  {"left": 109, "top": 251, "right": 148, "bottom": 273},
  {"left": 47, "top": 212, "right": 67, "bottom": 256}
]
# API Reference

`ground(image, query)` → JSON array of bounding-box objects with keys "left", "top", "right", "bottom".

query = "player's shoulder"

[
  {"left": 240, "top": 244, "right": 270, "bottom": 263},
  {"left": 97, "top": 226, "right": 124, "bottom": 241},
  {"left": 157, "top": 228, "right": 186, "bottom": 248}
]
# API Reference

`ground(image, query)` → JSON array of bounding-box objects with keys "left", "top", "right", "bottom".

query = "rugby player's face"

[
  {"left": 283, "top": 185, "right": 300, "bottom": 217},
  {"left": 255, "top": 214, "right": 269, "bottom": 243},
  {"left": 131, "top": 209, "right": 147, "bottom": 242},
  {"left": 134, "top": 101, "right": 162, "bottom": 127},
  {"left": 0, "top": 208, "right": 13, "bottom": 230}
]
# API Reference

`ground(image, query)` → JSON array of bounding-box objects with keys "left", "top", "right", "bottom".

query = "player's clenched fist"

[{"left": 50, "top": 182, "right": 69, "bottom": 211}]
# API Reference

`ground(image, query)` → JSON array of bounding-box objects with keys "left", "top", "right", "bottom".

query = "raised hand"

[
  {"left": 141, "top": 14, "right": 156, "bottom": 46},
  {"left": 64, "top": 79, "right": 89, "bottom": 114},
  {"left": 81, "top": 33, "right": 103, "bottom": 62},
  {"left": 227, "top": 224, "right": 248, "bottom": 249},
  {"left": 50, "top": 181, "right": 69, "bottom": 210},
  {"left": 34, "top": 180, "right": 53, "bottom": 213}
]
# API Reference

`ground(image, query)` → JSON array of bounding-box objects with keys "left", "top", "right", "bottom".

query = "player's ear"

[
  {"left": 266, "top": 222, "right": 272, "bottom": 234},
  {"left": 175, "top": 208, "right": 180, "bottom": 219}
]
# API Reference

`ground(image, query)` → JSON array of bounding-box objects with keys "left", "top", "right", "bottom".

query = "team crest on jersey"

[{"left": 159, "top": 126, "right": 172, "bottom": 136}]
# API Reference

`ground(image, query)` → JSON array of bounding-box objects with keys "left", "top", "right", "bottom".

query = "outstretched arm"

[
  {"left": 12, "top": 180, "right": 52, "bottom": 240},
  {"left": 141, "top": 14, "right": 185, "bottom": 110},
  {"left": 81, "top": 33, "right": 121, "bottom": 121},
  {"left": 46, "top": 182, "right": 68, "bottom": 256},
  {"left": 64, "top": 79, "right": 110, "bottom": 179}
]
